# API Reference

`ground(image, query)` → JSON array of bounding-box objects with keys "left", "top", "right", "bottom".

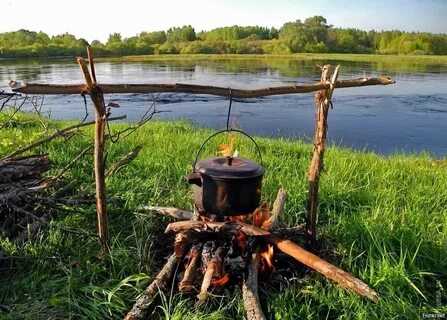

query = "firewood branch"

[
  {"left": 137, "top": 206, "right": 194, "bottom": 220},
  {"left": 124, "top": 254, "right": 178, "bottom": 320},
  {"left": 242, "top": 253, "right": 267, "bottom": 320},
  {"left": 179, "top": 244, "right": 202, "bottom": 293},
  {"left": 197, "top": 246, "right": 225, "bottom": 304},
  {"left": 264, "top": 188, "right": 287, "bottom": 230}
]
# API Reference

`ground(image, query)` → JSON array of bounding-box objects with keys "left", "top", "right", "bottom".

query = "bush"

[
  {"left": 262, "top": 40, "right": 292, "bottom": 54},
  {"left": 155, "top": 42, "right": 179, "bottom": 54},
  {"left": 179, "top": 41, "right": 218, "bottom": 54}
]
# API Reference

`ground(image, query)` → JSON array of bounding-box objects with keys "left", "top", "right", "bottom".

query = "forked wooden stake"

[
  {"left": 306, "top": 64, "right": 340, "bottom": 246},
  {"left": 77, "top": 48, "right": 109, "bottom": 253}
]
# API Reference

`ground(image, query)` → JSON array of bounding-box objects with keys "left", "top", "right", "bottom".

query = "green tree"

[{"left": 166, "top": 25, "right": 196, "bottom": 42}]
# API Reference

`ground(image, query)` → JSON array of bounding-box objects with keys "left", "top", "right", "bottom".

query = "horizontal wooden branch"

[
  {"left": 10, "top": 76, "right": 394, "bottom": 98},
  {"left": 138, "top": 206, "right": 194, "bottom": 220}
]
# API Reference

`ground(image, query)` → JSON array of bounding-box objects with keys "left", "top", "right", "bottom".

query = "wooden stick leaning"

[
  {"left": 165, "top": 220, "right": 379, "bottom": 303},
  {"left": 0, "top": 116, "right": 125, "bottom": 161},
  {"left": 123, "top": 254, "right": 178, "bottom": 320},
  {"left": 265, "top": 188, "right": 287, "bottom": 230}
]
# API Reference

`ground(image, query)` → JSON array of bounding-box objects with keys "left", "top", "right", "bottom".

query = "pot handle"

[
  {"left": 186, "top": 172, "right": 202, "bottom": 187},
  {"left": 192, "top": 128, "right": 263, "bottom": 171}
]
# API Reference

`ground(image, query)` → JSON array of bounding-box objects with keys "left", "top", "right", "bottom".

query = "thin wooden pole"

[
  {"left": 77, "top": 53, "right": 109, "bottom": 254},
  {"left": 306, "top": 64, "right": 340, "bottom": 247}
]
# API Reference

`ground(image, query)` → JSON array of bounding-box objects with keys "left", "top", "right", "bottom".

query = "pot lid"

[{"left": 195, "top": 156, "right": 264, "bottom": 179}]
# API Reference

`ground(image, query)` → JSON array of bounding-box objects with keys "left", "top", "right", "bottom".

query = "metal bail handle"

[{"left": 192, "top": 128, "right": 264, "bottom": 172}]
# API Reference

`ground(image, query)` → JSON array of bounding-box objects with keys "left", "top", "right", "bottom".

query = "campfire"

[{"left": 124, "top": 131, "right": 379, "bottom": 320}]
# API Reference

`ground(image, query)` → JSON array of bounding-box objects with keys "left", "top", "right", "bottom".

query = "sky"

[{"left": 1, "top": 0, "right": 446, "bottom": 42}]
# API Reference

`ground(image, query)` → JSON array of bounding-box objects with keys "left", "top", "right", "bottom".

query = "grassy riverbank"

[
  {"left": 111, "top": 53, "right": 447, "bottom": 65},
  {"left": 1, "top": 112, "right": 446, "bottom": 319}
]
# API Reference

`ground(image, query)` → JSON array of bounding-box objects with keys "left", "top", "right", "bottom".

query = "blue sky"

[{"left": 1, "top": 0, "right": 446, "bottom": 41}]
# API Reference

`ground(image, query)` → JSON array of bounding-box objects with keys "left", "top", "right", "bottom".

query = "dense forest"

[{"left": 1, "top": 16, "right": 446, "bottom": 58}]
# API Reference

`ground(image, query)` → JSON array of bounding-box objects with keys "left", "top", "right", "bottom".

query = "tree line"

[{"left": 1, "top": 16, "right": 446, "bottom": 58}]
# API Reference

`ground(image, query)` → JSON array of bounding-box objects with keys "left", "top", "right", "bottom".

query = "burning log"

[
  {"left": 197, "top": 246, "right": 225, "bottom": 304},
  {"left": 242, "top": 253, "right": 266, "bottom": 320},
  {"left": 165, "top": 220, "right": 378, "bottom": 302},
  {"left": 242, "top": 188, "right": 285, "bottom": 320},
  {"left": 179, "top": 244, "right": 202, "bottom": 293},
  {"left": 124, "top": 254, "right": 178, "bottom": 320},
  {"left": 174, "top": 232, "right": 190, "bottom": 258},
  {"left": 165, "top": 220, "right": 270, "bottom": 236}
]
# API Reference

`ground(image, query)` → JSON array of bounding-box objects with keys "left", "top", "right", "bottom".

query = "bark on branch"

[
  {"left": 242, "top": 253, "right": 267, "bottom": 320},
  {"left": 179, "top": 244, "right": 202, "bottom": 293},
  {"left": 137, "top": 206, "right": 194, "bottom": 221}
]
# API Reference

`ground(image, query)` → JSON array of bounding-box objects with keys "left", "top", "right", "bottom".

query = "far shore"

[
  {"left": 105, "top": 53, "right": 447, "bottom": 64},
  {"left": 2, "top": 53, "right": 447, "bottom": 65}
]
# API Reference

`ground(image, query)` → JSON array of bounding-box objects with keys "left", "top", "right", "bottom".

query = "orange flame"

[
  {"left": 217, "top": 133, "right": 237, "bottom": 157},
  {"left": 260, "top": 244, "right": 274, "bottom": 272},
  {"left": 211, "top": 273, "right": 230, "bottom": 287},
  {"left": 234, "top": 230, "right": 247, "bottom": 252},
  {"left": 252, "top": 203, "right": 270, "bottom": 229}
]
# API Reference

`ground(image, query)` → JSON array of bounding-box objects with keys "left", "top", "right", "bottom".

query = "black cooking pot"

[{"left": 187, "top": 129, "right": 264, "bottom": 217}]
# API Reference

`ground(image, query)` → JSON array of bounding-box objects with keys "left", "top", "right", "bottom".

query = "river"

[{"left": 1, "top": 57, "right": 446, "bottom": 156}]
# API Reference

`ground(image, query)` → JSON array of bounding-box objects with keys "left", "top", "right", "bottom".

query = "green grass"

[
  {"left": 108, "top": 53, "right": 447, "bottom": 65},
  {"left": 0, "top": 112, "right": 446, "bottom": 319}
]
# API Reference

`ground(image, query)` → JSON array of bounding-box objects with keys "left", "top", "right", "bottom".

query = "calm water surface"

[{"left": 1, "top": 58, "right": 446, "bottom": 156}]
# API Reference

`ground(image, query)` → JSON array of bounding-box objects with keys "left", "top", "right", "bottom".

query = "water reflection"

[{"left": 0, "top": 57, "right": 446, "bottom": 156}]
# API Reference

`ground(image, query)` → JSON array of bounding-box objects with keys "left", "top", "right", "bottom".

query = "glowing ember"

[
  {"left": 234, "top": 230, "right": 248, "bottom": 252},
  {"left": 260, "top": 244, "right": 274, "bottom": 272},
  {"left": 211, "top": 273, "right": 230, "bottom": 287}
]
